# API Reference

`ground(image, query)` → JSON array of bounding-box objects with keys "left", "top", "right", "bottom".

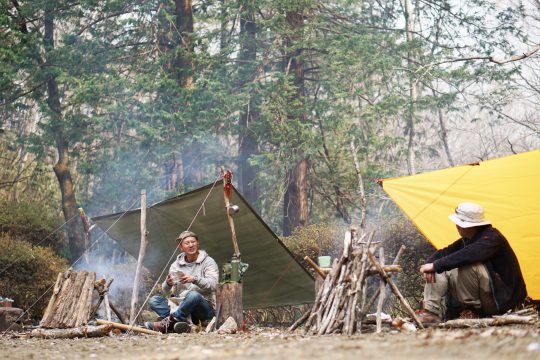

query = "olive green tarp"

[{"left": 92, "top": 183, "right": 314, "bottom": 308}]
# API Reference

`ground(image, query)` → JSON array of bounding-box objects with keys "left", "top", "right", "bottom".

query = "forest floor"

[{"left": 1, "top": 325, "right": 540, "bottom": 360}]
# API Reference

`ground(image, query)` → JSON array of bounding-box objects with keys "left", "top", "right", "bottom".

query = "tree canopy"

[{"left": 1, "top": 0, "right": 539, "bottom": 257}]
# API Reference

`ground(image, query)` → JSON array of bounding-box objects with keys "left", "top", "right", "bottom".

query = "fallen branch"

[
  {"left": 288, "top": 309, "right": 311, "bottom": 332},
  {"left": 31, "top": 324, "right": 113, "bottom": 339},
  {"left": 96, "top": 319, "right": 160, "bottom": 335},
  {"left": 439, "top": 315, "right": 537, "bottom": 329}
]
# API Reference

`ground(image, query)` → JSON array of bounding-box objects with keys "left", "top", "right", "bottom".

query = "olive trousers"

[{"left": 424, "top": 263, "right": 498, "bottom": 318}]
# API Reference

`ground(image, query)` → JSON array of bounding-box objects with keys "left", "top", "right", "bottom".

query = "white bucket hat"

[{"left": 448, "top": 202, "right": 491, "bottom": 228}]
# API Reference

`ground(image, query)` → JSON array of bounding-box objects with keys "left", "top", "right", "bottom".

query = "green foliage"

[
  {"left": 0, "top": 234, "right": 69, "bottom": 320},
  {"left": 0, "top": 198, "right": 68, "bottom": 256},
  {"left": 281, "top": 223, "right": 344, "bottom": 273},
  {"left": 1, "top": 0, "right": 534, "bottom": 239}
]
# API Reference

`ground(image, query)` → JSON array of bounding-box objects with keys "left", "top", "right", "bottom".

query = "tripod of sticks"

[{"left": 290, "top": 229, "right": 424, "bottom": 335}]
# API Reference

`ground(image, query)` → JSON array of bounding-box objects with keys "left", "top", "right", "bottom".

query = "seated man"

[
  {"left": 145, "top": 230, "right": 219, "bottom": 333},
  {"left": 416, "top": 202, "right": 527, "bottom": 325}
]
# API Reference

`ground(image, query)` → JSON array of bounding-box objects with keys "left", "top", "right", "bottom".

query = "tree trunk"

[
  {"left": 44, "top": 4, "right": 84, "bottom": 262},
  {"left": 283, "top": 158, "right": 309, "bottom": 236},
  {"left": 238, "top": 0, "right": 260, "bottom": 207},
  {"left": 404, "top": 0, "right": 417, "bottom": 175},
  {"left": 174, "top": 0, "right": 194, "bottom": 89},
  {"left": 282, "top": 8, "right": 309, "bottom": 236},
  {"left": 164, "top": 155, "right": 182, "bottom": 191},
  {"left": 172, "top": 0, "right": 204, "bottom": 189},
  {"left": 432, "top": 88, "right": 455, "bottom": 167}
]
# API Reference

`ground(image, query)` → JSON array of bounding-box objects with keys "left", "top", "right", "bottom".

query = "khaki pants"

[{"left": 424, "top": 263, "right": 497, "bottom": 318}]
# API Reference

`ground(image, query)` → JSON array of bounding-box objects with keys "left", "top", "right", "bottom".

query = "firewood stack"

[
  {"left": 41, "top": 270, "right": 96, "bottom": 328},
  {"left": 291, "top": 228, "right": 423, "bottom": 335}
]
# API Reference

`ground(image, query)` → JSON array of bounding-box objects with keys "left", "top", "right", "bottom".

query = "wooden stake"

[
  {"left": 130, "top": 189, "right": 148, "bottom": 325},
  {"left": 375, "top": 247, "right": 386, "bottom": 333}
]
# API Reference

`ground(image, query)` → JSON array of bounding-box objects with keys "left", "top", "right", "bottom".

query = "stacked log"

[
  {"left": 40, "top": 270, "right": 96, "bottom": 328},
  {"left": 298, "top": 232, "right": 372, "bottom": 335},
  {"left": 291, "top": 230, "right": 423, "bottom": 335}
]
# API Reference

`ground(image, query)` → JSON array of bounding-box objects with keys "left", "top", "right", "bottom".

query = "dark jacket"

[{"left": 428, "top": 225, "right": 527, "bottom": 313}]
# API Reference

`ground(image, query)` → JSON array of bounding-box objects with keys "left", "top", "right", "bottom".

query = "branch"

[{"left": 427, "top": 44, "right": 540, "bottom": 67}]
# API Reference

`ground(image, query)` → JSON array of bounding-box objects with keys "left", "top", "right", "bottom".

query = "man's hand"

[
  {"left": 420, "top": 263, "right": 436, "bottom": 283},
  {"left": 166, "top": 274, "right": 174, "bottom": 286},
  {"left": 180, "top": 274, "right": 195, "bottom": 284}
]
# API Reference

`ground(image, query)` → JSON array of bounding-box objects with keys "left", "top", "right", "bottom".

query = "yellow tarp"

[{"left": 380, "top": 149, "right": 540, "bottom": 300}]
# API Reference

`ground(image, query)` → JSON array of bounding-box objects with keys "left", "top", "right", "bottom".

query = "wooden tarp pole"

[
  {"left": 221, "top": 168, "right": 240, "bottom": 258},
  {"left": 216, "top": 168, "right": 243, "bottom": 328},
  {"left": 130, "top": 189, "right": 148, "bottom": 325},
  {"left": 78, "top": 207, "right": 93, "bottom": 264}
]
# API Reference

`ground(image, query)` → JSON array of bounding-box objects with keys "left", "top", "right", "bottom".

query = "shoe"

[
  {"left": 145, "top": 315, "right": 177, "bottom": 333},
  {"left": 458, "top": 308, "right": 480, "bottom": 319},
  {"left": 173, "top": 321, "right": 192, "bottom": 333},
  {"left": 415, "top": 309, "right": 441, "bottom": 326}
]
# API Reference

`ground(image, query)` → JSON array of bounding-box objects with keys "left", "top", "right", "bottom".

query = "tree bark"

[
  {"left": 238, "top": 0, "right": 260, "bottom": 207},
  {"left": 282, "top": 8, "right": 309, "bottom": 236},
  {"left": 44, "top": 3, "right": 85, "bottom": 262}
]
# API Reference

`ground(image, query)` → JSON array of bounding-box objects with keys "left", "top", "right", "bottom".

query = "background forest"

[{"left": 1, "top": 0, "right": 540, "bottom": 317}]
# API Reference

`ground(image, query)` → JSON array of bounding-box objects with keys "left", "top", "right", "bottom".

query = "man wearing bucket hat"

[
  {"left": 145, "top": 230, "right": 219, "bottom": 333},
  {"left": 416, "top": 202, "right": 527, "bottom": 326}
]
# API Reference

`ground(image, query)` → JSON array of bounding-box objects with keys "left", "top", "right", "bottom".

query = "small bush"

[
  {"left": 376, "top": 217, "right": 436, "bottom": 314},
  {"left": 281, "top": 223, "right": 344, "bottom": 273},
  {"left": 0, "top": 198, "right": 68, "bottom": 256},
  {"left": 0, "top": 234, "right": 69, "bottom": 320}
]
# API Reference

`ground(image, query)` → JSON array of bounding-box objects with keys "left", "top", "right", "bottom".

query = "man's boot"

[
  {"left": 415, "top": 309, "right": 441, "bottom": 327},
  {"left": 145, "top": 315, "right": 177, "bottom": 333},
  {"left": 173, "top": 321, "right": 192, "bottom": 333}
]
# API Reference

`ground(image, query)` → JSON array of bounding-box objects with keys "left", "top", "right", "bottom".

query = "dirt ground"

[{"left": 1, "top": 325, "right": 540, "bottom": 360}]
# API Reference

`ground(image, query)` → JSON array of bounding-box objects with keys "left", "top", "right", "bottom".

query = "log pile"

[
  {"left": 291, "top": 229, "right": 423, "bottom": 335},
  {"left": 41, "top": 270, "right": 96, "bottom": 328}
]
